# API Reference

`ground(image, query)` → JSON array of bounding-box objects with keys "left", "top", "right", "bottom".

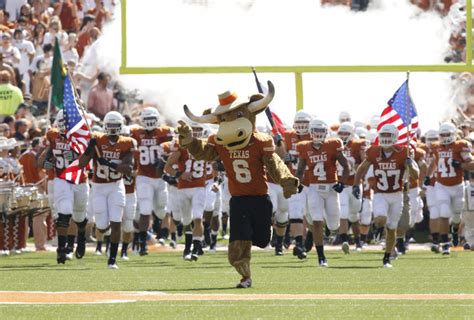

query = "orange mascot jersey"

[
  {"left": 130, "top": 127, "right": 174, "bottom": 178},
  {"left": 296, "top": 138, "right": 342, "bottom": 184},
  {"left": 337, "top": 139, "right": 366, "bottom": 186},
  {"left": 92, "top": 133, "right": 136, "bottom": 184},
  {"left": 177, "top": 148, "right": 207, "bottom": 189},
  {"left": 207, "top": 132, "right": 275, "bottom": 196},
  {"left": 366, "top": 145, "right": 407, "bottom": 193},
  {"left": 46, "top": 128, "right": 87, "bottom": 183},
  {"left": 432, "top": 140, "right": 472, "bottom": 186},
  {"left": 284, "top": 130, "right": 312, "bottom": 186}
]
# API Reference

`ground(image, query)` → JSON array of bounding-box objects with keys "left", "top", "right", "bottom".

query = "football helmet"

[
  {"left": 369, "top": 115, "right": 380, "bottom": 129},
  {"left": 190, "top": 122, "right": 210, "bottom": 139},
  {"left": 56, "top": 110, "right": 65, "bottom": 134},
  {"left": 120, "top": 125, "right": 130, "bottom": 137},
  {"left": 293, "top": 110, "right": 312, "bottom": 135},
  {"left": 438, "top": 123, "right": 456, "bottom": 145},
  {"left": 103, "top": 111, "right": 124, "bottom": 136},
  {"left": 338, "top": 122, "right": 355, "bottom": 145},
  {"left": 355, "top": 126, "right": 368, "bottom": 140},
  {"left": 424, "top": 129, "right": 438, "bottom": 147},
  {"left": 378, "top": 124, "right": 398, "bottom": 148},
  {"left": 366, "top": 129, "right": 377, "bottom": 145},
  {"left": 310, "top": 119, "right": 328, "bottom": 144},
  {"left": 140, "top": 107, "right": 160, "bottom": 130},
  {"left": 338, "top": 111, "right": 351, "bottom": 123}
]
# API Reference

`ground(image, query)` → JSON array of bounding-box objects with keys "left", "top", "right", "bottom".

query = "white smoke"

[{"left": 82, "top": 0, "right": 455, "bottom": 131}]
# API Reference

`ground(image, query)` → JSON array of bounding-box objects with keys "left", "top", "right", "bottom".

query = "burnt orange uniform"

[
  {"left": 207, "top": 132, "right": 274, "bottom": 197},
  {"left": 284, "top": 130, "right": 311, "bottom": 186},
  {"left": 176, "top": 148, "right": 207, "bottom": 189},
  {"left": 409, "top": 147, "right": 426, "bottom": 189},
  {"left": 296, "top": 138, "right": 343, "bottom": 184},
  {"left": 432, "top": 140, "right": 472, "bottom": 187},
  {"left": 366, "top": 145, "right": 408, "bottom": 193},
  {"left": 19, "top": 150, "right": 44, "bottom": 184},
  {"left": 123, "top": 142, "right": 138, "bottom": 194},
  {"left": 130, "top": 127, "right": 174, "bottom": 178},
  {"left": 419, "top": 143, "right": 436, "bottom": 187},
  {"left": 337, "top": 139, "right": 366, "bottom": 186},
  {"left": 46, "top": 128, "right": 87, "bottom": 184},
  {"left": 92, "top": 133, "right": 136, "bottom": 184}
]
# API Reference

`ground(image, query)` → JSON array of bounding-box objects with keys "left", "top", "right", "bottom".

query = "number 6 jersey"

[{"left": 207, "top": 132, "right": 275, "bottom": 197}]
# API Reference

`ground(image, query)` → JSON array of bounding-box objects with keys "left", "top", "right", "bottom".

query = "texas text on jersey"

[
  {"left": 131, "top": 127, "right": 174, "bottom": 178},
  {"left": 296, "top": 138, "right": 343, "bottom": 184},
  {"left": 366, "top": 145, "right": 408, "bottom": 193},
  {"left": 207, "top": 132, "right": 275, "bottom": 196},
  {"left": 92, "top": 132, "right": 137, "bottom": 183},
  {"left": 432, "top": 140, "right": 472, "bottom": 186}
]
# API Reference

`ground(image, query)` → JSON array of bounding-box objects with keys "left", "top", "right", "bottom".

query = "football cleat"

[
  {"left": 108, "top": 263, "right": 119, "bottom": 269},
  {"left": 292, "top": 246, "right": 307, "bottom": 260},
  {"left": 56, "top": 248, "right": 67, "bottom": 264},
  {"left": 236, "top": 278, "right": 252, "bottom": 289},
  {"left": 75, "top": 238, "right": 86, "bottom": 259},
  {"left": 431, "top": 244, "right": 440, "bottom": 253},
  {"left": 169, "top": 240, "right": 177, "bottom": 249},
  {"left": 65, "top": 252, "right": 73, "bottom": 261},
  {"left": 442, "top": 244, "right": 450, "bottom": 255},
  {"left": 464, "top": 243, "right": 471, "bottom": 250},
  {"left": 318, "top": 257, "right": 328, "bottom": 267},
  {"left": 355, "top": 241, "right": 363, "bottom": 252},
  {"left": 139, "top": 248, "right": 148, "bottom": 256},
  {"left": 390, "top": 248, "right": 399, "bottom": 261},
  {"left": 383, "top": 262, "right": 393, "bottom": 268},
  {"left": 121, "top": 252, "right": 129, "bottom": 261},
  {"left": 95, "top": 250, "right": 102, "bottom": 256},
  {"left": 342, "top": 242, "right": 350, "bottom": 254},
  {"left": 275, "top": 244, "right": 283, "bottom": 256},
  {"left": 158, "top": 238, "right": 166, "bottom": 246}
]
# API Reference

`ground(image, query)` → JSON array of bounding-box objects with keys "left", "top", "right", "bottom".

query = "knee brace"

[
  {"left": 290, "top": 219, "right": 303, "bottom": 224},
  {"left": 55, "top": 213, "right": 71, "bottom": 228}
]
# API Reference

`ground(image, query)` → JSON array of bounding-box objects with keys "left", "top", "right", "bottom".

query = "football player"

[
  {"left": 130, "top": 107, "right": 174, "bottom": 255},
  {"left": 353, "top": 124, "right": 419, "bottom": 267},
  {"left": 78, "top": 111, "right": 136, "bottom": 269},
  {"left": 426, "top": 122, "right": 474, "bottom": 254},
  {"left": 282, "top": 110, "right": 312, "bottom": 259},
  {"left": 336, "top": 122, "right": 366, "bottom": 253},
  {"left": 296, "top": 119, "right": 349, "bottom": 267},
  {"left": 37, "top": 110, "right": 89, "bottom": 264}
]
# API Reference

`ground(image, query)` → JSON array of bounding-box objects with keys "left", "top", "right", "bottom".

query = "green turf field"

[{"left": 0, "top": 249, "right": 473, "bottom": 319}]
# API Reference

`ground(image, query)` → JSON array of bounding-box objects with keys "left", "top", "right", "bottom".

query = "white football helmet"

[
  {"left": 338, "top": 122, "right": 355, "bottom": 145},
  {"left": 293, "top": 110, "right": 312, "bottom": 135},
  {"left": 366, "top": 129, "right": 377, "bottom": 145},
  {"left": 103, "top": 111, "right": 124, "bottom": 136},
  {"left": 310, "top": 119, "right": 328, "bottom": 144},
  {"left": 438, "top": 122, "right": 456, "bottom": 145},
  {"left": 424, "top": 129, "right": 438, "bottom": 147},
  {"left": 140, "top": 107, "right": 160, "bottom": 130},
  {"left": 56, "top": 110, "right": 65, "bottom": 134},
  {"left": 355, "top": 127, "right": 368, "bottom": 140},
  {"left": 338, "top": 111, "right": 351, "bottom": 123},
  {"left": 369, "top": 115, "right": 380, "bottom": 129},
  {"left": 378, "top": 124, "right": 398, "bottom": 148},
  {"left": 190, "top": 122, "right": 209, "bottom": 139},
  {"left": 120, "top": 125, "right": 130, "bottom": 137}
]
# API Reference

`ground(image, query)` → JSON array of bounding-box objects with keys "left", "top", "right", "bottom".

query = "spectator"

[
  {"left": 0, "top": 53, "right": 17, "bottom": 86},
  {"left": 0, "top": 122, "right": 9, "bottom": 137},
  {"left": 87, "top": 0, "right": 111, "bottom": 30},
  {"left": 19, "top": 136, "right": 47, "bottom": 251},
  {"left": 0, "top": 32, "right": 21, "bottom": 66},
  {"left": 31, "top": 0, "right": 52, "bottom": 26},
  {"left": 43, "top": 17, "right": 68, "bottom": 51},
  {"left": 54, "top": 0, "right": 79, "bottom": 33},
  {"left": 63, "top": 32, "right": 79, "bottom": 65},
  {"left": 0, "top": 9, "right": 15, "bottom": 29},
  {"left": 12, "top": 29, "right": 35, "bottom": 93},
  {"left": 87, "top": 71, "right": 114, "bottom": 119},
  {"left": 2, "top": 115, "right": 14, "bottom": 135},
  {"left": 30, "top": 43, "right": 52, "bottom": 114},
  {"left": 76, "top": 14, "right": 94, "bottom": 57},
  {"left": 32, "top": 21, "right": 47, "bottom": 54},
  {"left": 13, "top": 119, "right": 28, "bottom": 142},
  {"left": 5, "top": 0, "right": 27, "bottom": 22},
  {"left": 0, "top": 70, "right": 23, "bottom": 119}
]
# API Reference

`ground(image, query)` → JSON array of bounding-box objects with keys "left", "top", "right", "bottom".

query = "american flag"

[
  {"left": 59, "top": 75, "right": 91, "bottom": 184},
  {"left": 375, "top": 80, "right": 418, "bottom": 148}
]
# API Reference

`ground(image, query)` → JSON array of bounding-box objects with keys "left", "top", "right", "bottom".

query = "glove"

[
  {"left": 84, "top": 138, "right": 97, "bottom": 155},
  {"left": 274, "top": 133, "right": 283, "bottom": 147},
  {"left": 162, "top": 174, "right": 177, "bottom": 186},
  {"left": 281, "top": 177, "right": 299, "bottom": 199},
  {"left": 423, "top": 176, "right": 431, "bottom": 186},
  {"left": 297, "top": 184, "right": 304, "bottom": 193},
  {"left": 332, "top": 182, "right": 345, "bottom": 193},
  {"left": 97, "top": 157, "right": 118, "bottom": 170},
  {"left": 175, "top": 171, "right": 182, "bottom": 179},
  {"left": 352, "top": 185, "right": 361, "bottom": 199},
  {"left": 63, "top": 150, "right": 75, "bottom": 162},
  {"left": 43, "top": 160, "right": 54, "bottom": 170},
  {"left": 154, "top": 158, "right": 166, "bottom": 171},
  {"left": 215, "top": 161, "right": 225, "bottom": 172},
  {"left": 176, "top": 120, "right": 193, "bottom": 146},
  {"left": 451, "top": 159, "right": 461, "bottom": 169}
]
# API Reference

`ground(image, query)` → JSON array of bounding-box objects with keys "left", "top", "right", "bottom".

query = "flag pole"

[
  {"left": 406, "top": 71, "right": 411, "bottom": 157},
  {"left": 46, "top": 87, "right": 52, "bottom": 126}
]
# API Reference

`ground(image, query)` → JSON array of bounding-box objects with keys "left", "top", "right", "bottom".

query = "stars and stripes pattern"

[
  {"left": 59, "top": 75, "right": 91, "bottom": 184},
  {"left": 375, "top": 80, "right": 418, "bottom": 148}
]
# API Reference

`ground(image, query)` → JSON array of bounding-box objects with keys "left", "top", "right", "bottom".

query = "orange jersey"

[
  {"left": 284, "top": 130, "right": 312, "bottom": 186},
  {"left": 92, "top": 133, "right": 137, "bottom": 184},
  {"left": 409, "top": 147, "right": 426, "bottom": 188},
  {"left": 296, "top": 138, "right": 343, "bottom": 184},
  {"left": 177, "top": 148, "right": 207, "bottom": 189},
  {"left": 123, "top": 174, "right": 136, "bottom": 194},
  {"left": 46, "top": 128, "right": 87, "bottom": 183},
  {"left": 47, "top": 168, "right": 55, "bottom": 180},
  {"left": 362, "top": 165, "right": 375, "bottom": 199},
  {"left": 130, "top": 127, "right": 174, "bottom": 178},
  {"left": 337, "top": 139, "right": 367, "bottom": 186},
  {"left": 366, "top": 145, "right": 407, "bottom": 193},
  {"left": 432, "top": 140, "right": 472, "bottom": 186},
  {"left": 19, "top": 151, "right": 43, "bottom": 184},
  {"left": 208, "top": 132, "right": 275, "bottom": 196},
  {"left": 419, "top": 143, "right": 436, "bottom": 186}
]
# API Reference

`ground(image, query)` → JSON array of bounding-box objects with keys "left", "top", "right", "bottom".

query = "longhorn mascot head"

[{"left": 183, "top": 81, "right": 275, "bottom": 150}]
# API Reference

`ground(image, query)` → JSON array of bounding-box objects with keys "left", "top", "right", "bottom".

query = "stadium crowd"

[{"left": 0, "top": 0, "right": 473, "bottom": 288}]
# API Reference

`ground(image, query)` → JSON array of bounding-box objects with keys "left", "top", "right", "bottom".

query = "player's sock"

[
  {"left": 96, "top": 241, "right": 102, "bottom": 252},
  {"left": 171, "top": 232, "right": 177, "bottom": 242},
  {"left": 340, "top": 233, "right": 349, "bottom": 243},
  {"left": 160, "top": 227, "right": 169, "bottom": 240},
  {"left": 316, "top": 245, "right": 325, "bottom": 260},
  {"left": 210, "top": 230, "right": 218, "bottom": 248},
  {"left": 360, "top": 234, "right": 367, "bottom": 243},
  {"left": 192, "top": 238, "right": 202, "bottom": 254},
  {"left": 132, "top": 232, "right": 139, "bottom": 251},
  {"left": 184, "top": 232, "right": 192, "bottom": 253},
  {"left": 58, "top": 235, "right": 67, "bottom": 249},
  {"left": 121, "top": 242, "right": 129, "bottom": 257},
  {"left": 105, "top": 235, "right": 110, "bottom": 254},
  {"left": 177, "top": 224, "right": 184, "bottom": 238},
  {"left": 139, "top": 231, "right": 147, "bottom": 253},
  {"left": 66, "top": 235, "right": 75, "bottom": 251},
  {"left": 440, "top": 234, "right": 449, "bottom": 244},
  {"left": 383, "top": 252, "right": 391, "bottom": 264},
  {"left": 295, "top": 235, "right": 303, "bottom": 248},
  {"left": 108, "top": 242, "right": 119, "bottom": 265}
]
